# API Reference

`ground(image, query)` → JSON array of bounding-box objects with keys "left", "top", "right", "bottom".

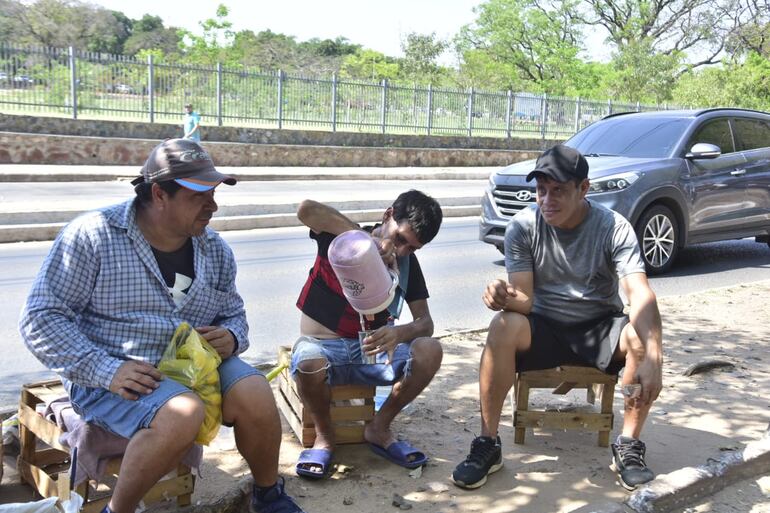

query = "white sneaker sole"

[{"left": 452, "top": 461, "right": 504, "bottom": 490}]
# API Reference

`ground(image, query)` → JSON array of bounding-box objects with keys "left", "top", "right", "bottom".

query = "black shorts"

[{"left": 516, "top": 311, "right": 629, "bottom": 375}]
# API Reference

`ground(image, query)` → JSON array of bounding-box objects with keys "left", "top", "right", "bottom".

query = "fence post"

[
  {"left": 216, "top": 63, "right": 223, "bottom": 126},
  {"left": 607, "top": 98, "right": 613, "bottom": 115},
  {"left": 426, "top": 83, "right": 433, "bottom": 135},
  {"left": 540, "top": 93, "right": 547, "bottom": 141},
  {"left": 380, "top": 79, "right": 388, "bottom": 134},
  {"left": 636, "top": 101, "right": 641, "bottom": 112},
  {"left": 331, "top": 73, "right": 338, "bottom": 132},
  {"left": 467, "top": 87, "right": 474, "bottom": 137},
  {"left": 68, "top": 46, "right": 77, "bottom": 120},
  {"left": 147, "top": 54, "right": 154, "bottom": 123},
  {"left": 277, "top": 70, "right": 284, "bottom": 129},
  {"left": 505, "top": 90, "right": 512, "bottom": 138},
  {"left": 575, "top": 96, "right": 581, "bottom": 133}
]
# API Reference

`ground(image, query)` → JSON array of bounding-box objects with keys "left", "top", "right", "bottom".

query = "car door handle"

[{"left": 730, "top": 169, "right": 746, "bottom": 176}]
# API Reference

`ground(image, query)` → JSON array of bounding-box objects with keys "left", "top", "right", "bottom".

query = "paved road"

[
  {"left": 1, "top": 217, "right": 769, "bottom": 409},
  {"left": 0, "top": 180, "right": 487, "bottom": 214}
]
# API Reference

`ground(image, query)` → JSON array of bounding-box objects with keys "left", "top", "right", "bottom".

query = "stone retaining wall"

[
  {"left": 0, "top": 132, "right": 540, "bottom": 167},
  {"left": 0, "top": 113, "right": 558, "bottom": 151}
]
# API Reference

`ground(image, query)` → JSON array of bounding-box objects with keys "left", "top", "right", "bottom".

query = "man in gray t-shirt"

[{"left": 453, "top": 145, "right": 663, "bottom": 492}]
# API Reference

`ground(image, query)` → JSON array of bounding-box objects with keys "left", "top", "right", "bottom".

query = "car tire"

[{"left": 635, "top": 205, "right": 679, "bottom": 275}]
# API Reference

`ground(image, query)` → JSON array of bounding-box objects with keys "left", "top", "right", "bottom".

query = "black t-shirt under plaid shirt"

[{"left": 296, "top": 227, "right": 429, "bottom": 339}]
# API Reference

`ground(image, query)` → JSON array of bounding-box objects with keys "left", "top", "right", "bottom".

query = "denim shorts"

[
  {"left": 290, "top": 336, "right": 413, "bottom": 387},
  {"left": 65, "top": 356, "right": 262, "bottom": 439}
]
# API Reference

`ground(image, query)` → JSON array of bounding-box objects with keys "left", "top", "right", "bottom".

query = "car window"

[
  {"left": 733, "top": 118, "right": 770, "bottom": 151},
  {"left": 688, "top": 119, "right": 735, "bottom": 154},
  {"left": 566, "top": 117, "right": 688, "bottom": 158}
]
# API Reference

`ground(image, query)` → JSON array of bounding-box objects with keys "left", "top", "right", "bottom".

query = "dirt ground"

[{"left": 2, "top": 281, "right": 769, "bottom": 512}]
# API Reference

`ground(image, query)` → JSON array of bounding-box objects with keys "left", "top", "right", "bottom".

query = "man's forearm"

[
  {"left": 629, "top": 292, "right": 663, "bottom": 362},
  {"left": 395, "top": 315, "right": 434, "bottom": 342}
]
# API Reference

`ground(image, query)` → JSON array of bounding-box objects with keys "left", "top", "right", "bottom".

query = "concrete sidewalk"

[{"left": 0, "top": 165, "right": 494, "bottom": 243}]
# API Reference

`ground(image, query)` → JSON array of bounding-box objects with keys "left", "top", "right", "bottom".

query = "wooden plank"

[
  {"left": 17, "top": 459, "right": 59, "bottom": 499},
  {"left": 330, "top": 385, "right": 375, "bottom": 401},
  {"left": 34, "top": 447, "right": 70, "bottom": 467},
  {"left": 514, "top": 411, "right": 613, "bottom": 431},
  {"left": 142, "top": 473, "right": 195, "bottom": 504},
  {"left": 552, "top": 381, "right": 577, "bottom": 395},
  {"left": 18, "top": 402, "right": 70, "bottom": 453},
  {"left": 278, "top": 373, "right": 311, "bottom": 426},
  {"left": 519, "top": 367, "right": 616, "bottom": 385},
  {"left": 334, "top": 425, "right": 366, "bottom": 444},
  {"left": 331, "top": 404, "right": 374, "bottom": 422},
  {"left": 277, "top": 388, "right": 307, "bottom": 445},
  {"left": 27, "top": 383, "right": 67, "bottom": 404}
]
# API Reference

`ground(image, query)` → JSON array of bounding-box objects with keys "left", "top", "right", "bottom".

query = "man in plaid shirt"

[{"left": 20, "top": 139, "right": 307, "bottom": 513}]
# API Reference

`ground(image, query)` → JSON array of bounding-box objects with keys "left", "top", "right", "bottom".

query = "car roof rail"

[
  {"left": 694, "top": 107, "right": 770, "bottom": 117},
  {"left": 601, "top": 111, "right": 637, "bottom": 120}
]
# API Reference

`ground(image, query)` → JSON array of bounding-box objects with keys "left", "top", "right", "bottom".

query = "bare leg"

[
  {"left": 221, "top": 375, "right": 282, "bottom": 487},
  {"left": 480, "top": 312, "right": 531, "bottom": 438},
  {"left": 109, "top": 393, "right": 204, "bottom": 513},
  {"left": 364, "top": 337, "right": 443, "bottom": 448},
  {"left": 294, "top": 358, "right": 333, "bottom": 474},
  {"left": 615, "top": 323, "right": 655, "bottom": 439}
]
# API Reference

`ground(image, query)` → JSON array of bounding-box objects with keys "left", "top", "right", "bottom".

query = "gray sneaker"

[{"left": 610, "top": 437, "right": 655, "bottom": 490}]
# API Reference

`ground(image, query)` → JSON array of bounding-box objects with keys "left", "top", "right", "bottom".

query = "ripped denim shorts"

[{"left": 290, "top": 336, "right": 413, "bottom": 386}]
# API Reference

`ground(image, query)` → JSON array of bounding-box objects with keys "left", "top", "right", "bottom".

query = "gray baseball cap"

[{"left": 132, "top": 138, "right": 236, "bottom": 192}]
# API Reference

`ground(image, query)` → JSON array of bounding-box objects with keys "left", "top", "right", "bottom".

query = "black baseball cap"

[
  {"left": 526, "top": 144, "right": 589, "bottom": 183},
  {"left": 131, "top": 138, "right": 236, "bottom": 192}
]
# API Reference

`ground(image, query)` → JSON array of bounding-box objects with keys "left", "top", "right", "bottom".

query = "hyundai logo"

[{"left": 515, "top": 190, "right": 533, "bottom": 201}]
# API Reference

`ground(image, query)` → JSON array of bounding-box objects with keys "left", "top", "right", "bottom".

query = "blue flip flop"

[
  {"left": 369, "top": 440, "right": 428, "bottom": 469},
  {"left": 295, "top": 448, "right": 333, "bottom": 479}
]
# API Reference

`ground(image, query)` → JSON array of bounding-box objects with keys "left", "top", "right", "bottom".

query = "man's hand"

[
  {"left": 634, "top": 357, "right": 663, "bottom": 405},
  {"left": 483, "top": 279, "right": 516, "bottom": 311},
  {"left": 196, "top": 326, "right": 236, "bottom": 359},
  {"left": 362, "top": 326, "right": 401, "bottom": 364},
  {"left": 109, "top": 360, "right": 163, "bottom": 401}
]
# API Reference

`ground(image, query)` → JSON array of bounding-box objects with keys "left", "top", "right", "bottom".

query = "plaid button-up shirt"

[{"left": 20, "top": 199, "right": 249, "bottom": 389}]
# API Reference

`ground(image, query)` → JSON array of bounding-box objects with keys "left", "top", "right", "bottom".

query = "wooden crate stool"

[
  {"left": 276, "top": 346, "right": 375, "bottom": 447},
  {"left": 17, "top": 380, "right": 194, "bottom": 512},
  {"left": 513, "top": 366, "right": 617, "bottom": 447}
]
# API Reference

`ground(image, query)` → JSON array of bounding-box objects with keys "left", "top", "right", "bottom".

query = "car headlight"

[{"left": 587, "top": 172, "right": 640, "bottom": 194}]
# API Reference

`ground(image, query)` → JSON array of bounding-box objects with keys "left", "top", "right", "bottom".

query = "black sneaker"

[
  {"left": 250, "top": 477, "right": 306, "bottom": 513},
  {"left": 610, "top": 437, "right": 655, "bottom": 490},
  {"left": 452, "top": 435, "right": 503, "bottom": 489}
]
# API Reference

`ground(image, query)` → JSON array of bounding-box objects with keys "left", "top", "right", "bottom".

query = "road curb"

[
  {"left": 571, "top": 435, "right": 770, "bottom": 513},
  {"left": 0, "top": 169, "right": 492, "bottom": 182},
  {"left": 0, "top": 204, "right": 482, "bottom": 243}
]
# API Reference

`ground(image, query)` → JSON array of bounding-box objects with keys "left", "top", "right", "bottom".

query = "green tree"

[
  {"left": 606, "top": 39, "right": 683, "bottom": 102},
  {"left": 123, "top": 15, "right": 182, "bottom": 57},
  {"left": 400, "top": 32, "right": 449, "bottom": 84},
  {"left": 179, "top": 4, "right": 234, "bottom": 65},
  {"left": 456, "top": 0, "right": 586, "bottom": 94},
  {"left": 341, "top": 49, "right": 400, "bottom": 81}
]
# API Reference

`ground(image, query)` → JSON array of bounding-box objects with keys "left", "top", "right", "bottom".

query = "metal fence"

[{"left": 0, "top": 43, "right": 676, "bottom": 138}]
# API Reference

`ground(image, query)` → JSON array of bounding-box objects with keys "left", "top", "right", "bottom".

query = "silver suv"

[{"left": 479, "top": 108, "right": 770, "bottom": 274}]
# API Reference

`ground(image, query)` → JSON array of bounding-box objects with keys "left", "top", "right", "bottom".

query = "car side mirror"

[{"left": 685, "top": 143, "right": 721, "bottom": 160}]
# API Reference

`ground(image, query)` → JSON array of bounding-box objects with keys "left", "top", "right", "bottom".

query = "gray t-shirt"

[{"left": 505, "top": 201, "right": 645, "bottom": 324}]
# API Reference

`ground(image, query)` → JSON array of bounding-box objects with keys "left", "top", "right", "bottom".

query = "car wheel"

[{"left": 636, "top": 205, "right": 679, "bottom": 275}]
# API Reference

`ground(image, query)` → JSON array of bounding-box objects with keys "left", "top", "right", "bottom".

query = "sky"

[{"left": 88, "top": 0, "right": 483, "bottom": 61}]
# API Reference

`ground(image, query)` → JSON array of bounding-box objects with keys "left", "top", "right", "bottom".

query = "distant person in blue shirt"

[{"left": 183, "top": 103, "right": 201, "bottom": 141}]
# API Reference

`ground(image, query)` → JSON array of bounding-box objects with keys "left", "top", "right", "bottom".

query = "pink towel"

[{"left": 45, "top": 397, "right": 202, "bottom": 486}]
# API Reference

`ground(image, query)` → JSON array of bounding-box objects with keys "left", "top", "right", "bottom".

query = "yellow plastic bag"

[{"left": 159, "top": 322, "right": 222, "bottom": 445}]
